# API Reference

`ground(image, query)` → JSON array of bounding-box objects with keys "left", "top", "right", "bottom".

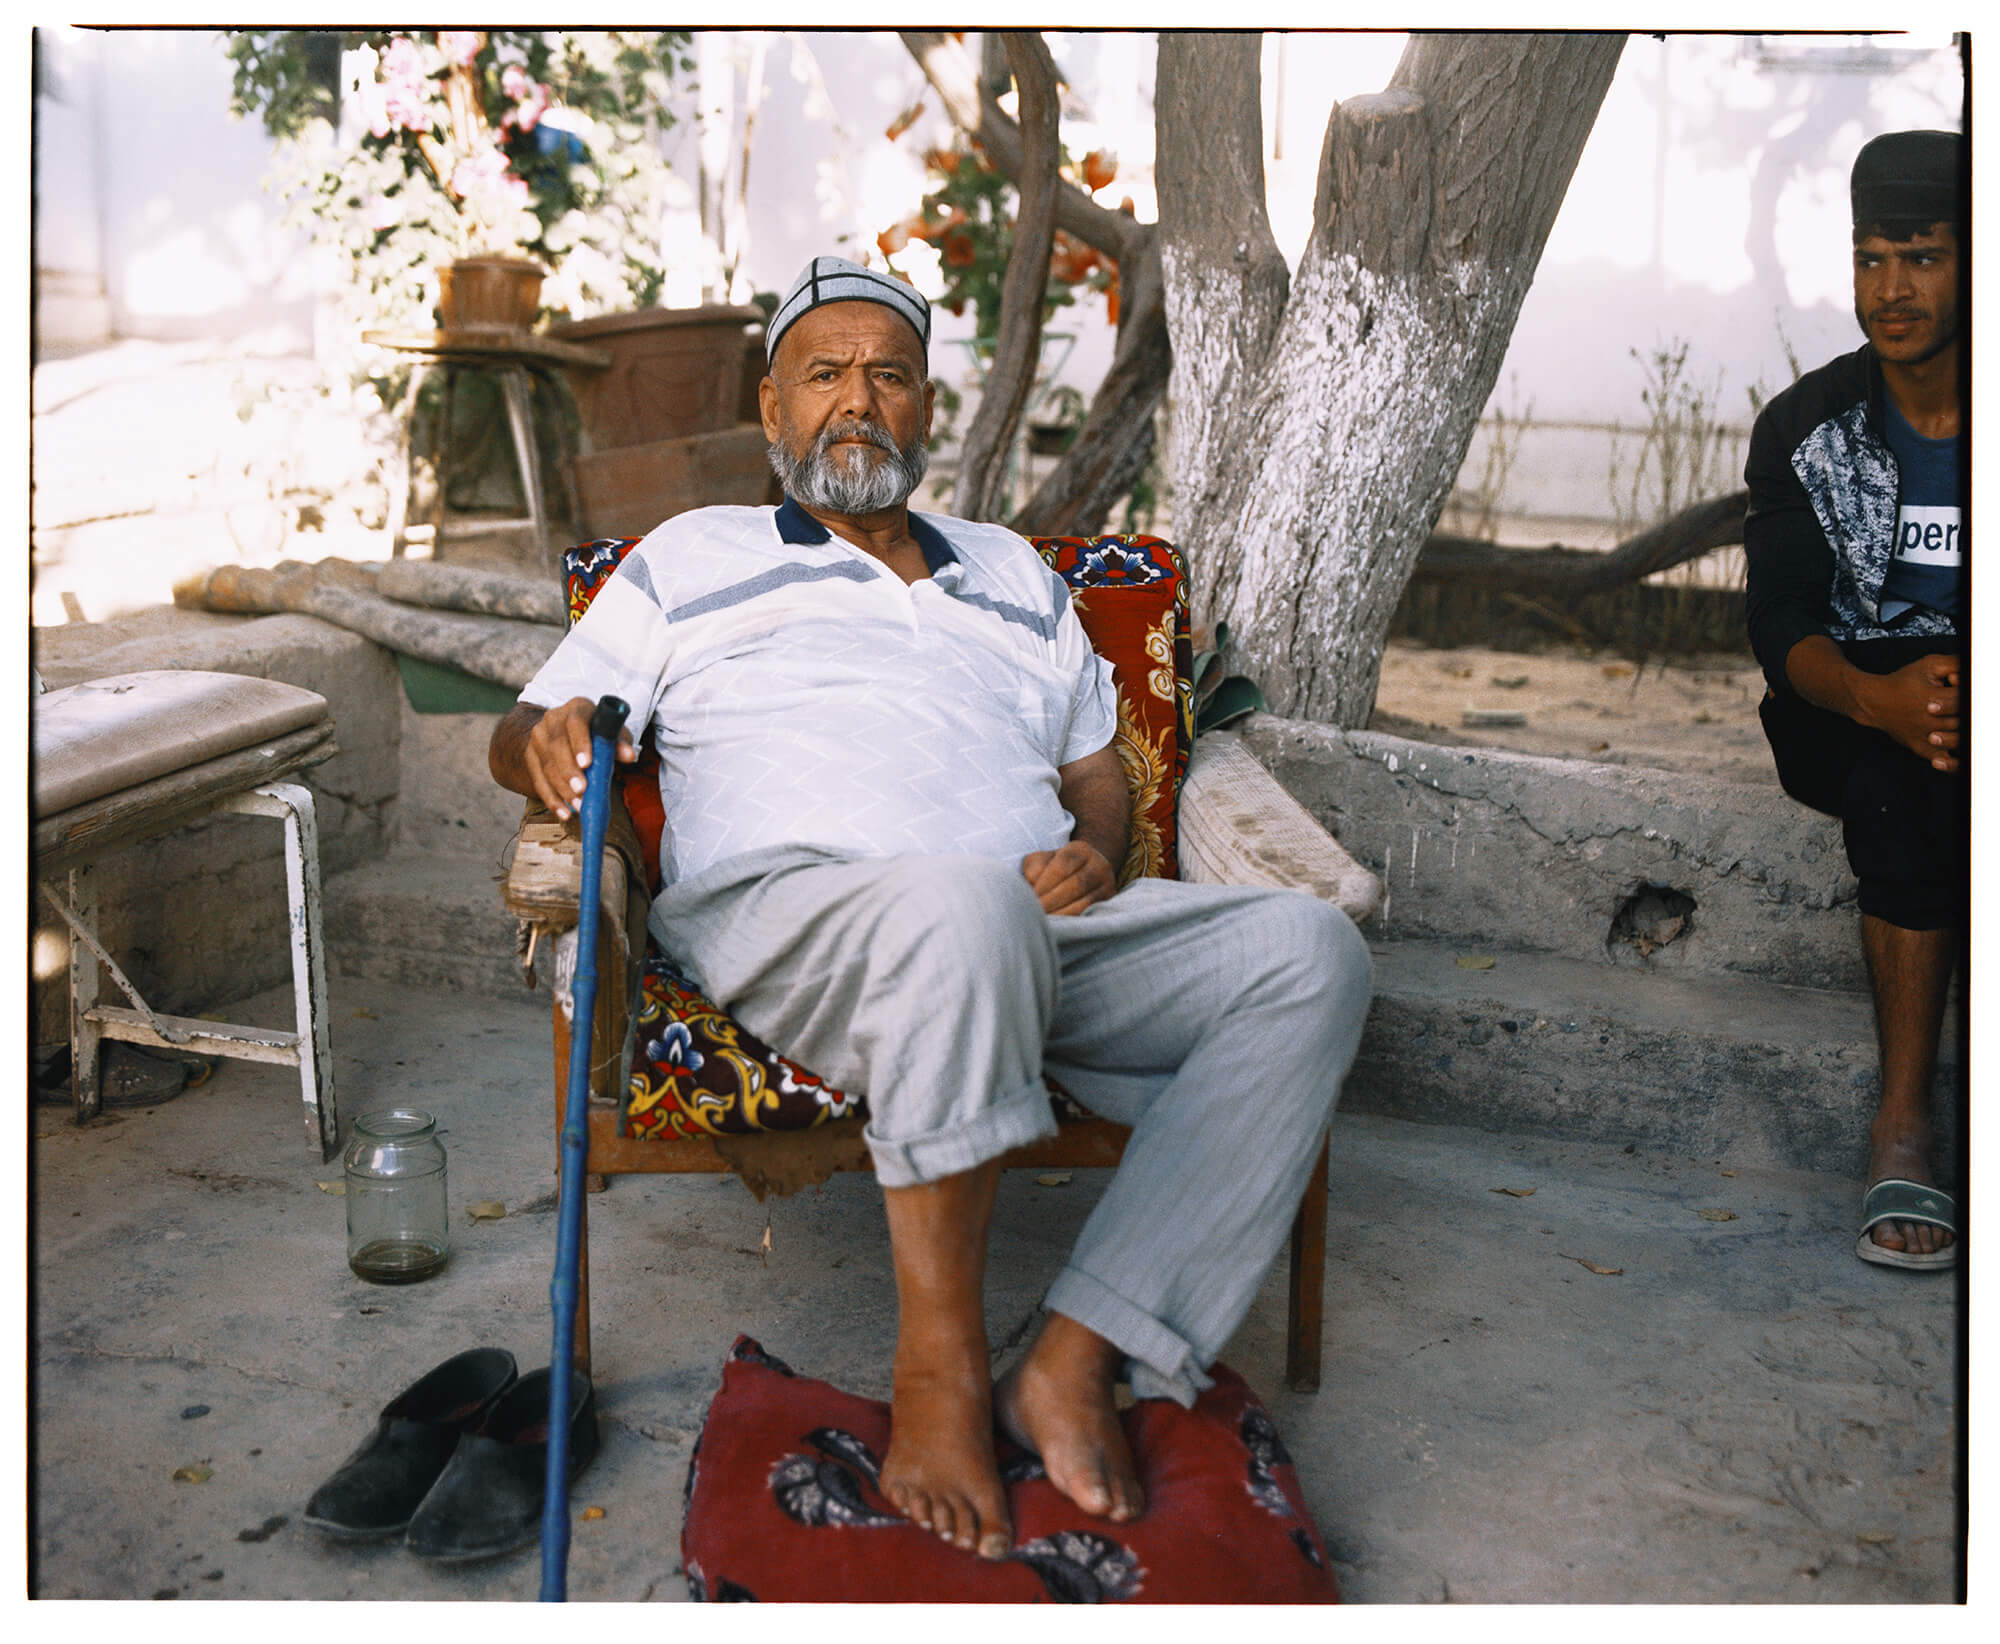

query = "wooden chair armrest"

[
  {"left": 1177, "top": 730, "right": 1383, "bottom": 923},
  {"left": 501, "top": 794, "right": 652, "bottom": 997}
]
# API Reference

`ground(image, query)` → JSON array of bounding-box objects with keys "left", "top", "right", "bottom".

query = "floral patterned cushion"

[
  {"left": 681, "top": 1336, "right": 1340, "bottom": 1604},
  {"left": 556, "top": 532, "right": 1194, "bottom": 1142}
]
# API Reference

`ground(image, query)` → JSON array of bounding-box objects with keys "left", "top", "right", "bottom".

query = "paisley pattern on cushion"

[
  {"left": 556, "top": 533, "right": 1195, "bottom": 1142},
  {"left": 680, "top": 1336, "right": 1338, "bottom": 1604}
]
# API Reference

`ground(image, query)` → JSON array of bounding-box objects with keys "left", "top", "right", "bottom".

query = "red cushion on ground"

[{"left": 681, "top": 1337, "right": 1339, "bottom": 1604}]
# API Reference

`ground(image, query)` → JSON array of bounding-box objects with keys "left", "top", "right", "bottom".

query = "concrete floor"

[{"left": 29, "top": 972, "right": 1961, "bottom": 1604}]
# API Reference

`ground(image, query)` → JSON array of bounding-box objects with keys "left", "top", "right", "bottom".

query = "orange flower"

[
  {"left": 1106, "top": 286, "right": 1120, "bottom": 326},
  {"left": 1082, "top": 148, "right": 1117, "bottom": 192},
  {"left": 941, "top": 228, "right": 977, "bottom": 268},
  {"left": 877, "top": 222, "right": 911, "bottom": 257}
]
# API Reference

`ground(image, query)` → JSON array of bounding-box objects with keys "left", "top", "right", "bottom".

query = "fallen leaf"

[
  {"left": 315, "top": 1180, "right": 346, "bottom": 1196},
  {"left": 1592, "top": 741, "right": 1611, "bottom": 753},
  {"left": 466, "top": 1200, "right": 506, "bottom": 1221},
  {"left": 1492, "top": 674, "right": 1529, "bottom": 689},
  {"left": 1697, "top": 1208, "right": 1738, "bottom": 1222},
  {"left": 1602, "top": 663, "right": 1635, "bottom": 678},
  {"left": 1693, "top": 710, "right": 1717, "bottom": 724},
  {"left": 582, "top": 1506, "right": 606, "bottom": 1522},
  {"left": 352, "top": 1007, "right": 377, "bottom": 1020},
  {"left": 1557, "top": 1253, "right": 1623, "bottom": 1276},
  {"left": 1720, "top": 1169, "right": 1737, "bottom": 1178},
  {"left": 1036, "top": 1172, "right": 1074, "bottom": 1187},
  {"left": 760, "top": 1219, "right": 772, "bottom": 1265},
  {"left": 359, "top": 1305, "right": 383, "bottom": 1316},
  {"left": 1858, "top": 1530, "right": 1895, "bottom": 1545},
  {"left": 173, "top": 1464, "right": 213, "bottom": 1485},
  {"left": 1456, "top": 954, "right": 1496, "bottom": 970},
  {"left": 1490, "top": 1186, "right": 1536, "bottom": 1198}
]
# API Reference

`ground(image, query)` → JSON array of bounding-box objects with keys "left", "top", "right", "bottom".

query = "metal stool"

[
  {"left": 32, "top": 670, "right": 342, "bottom": 1160},
  {"left": 363, "top": 328, "right": 609, "bottom": 562}
]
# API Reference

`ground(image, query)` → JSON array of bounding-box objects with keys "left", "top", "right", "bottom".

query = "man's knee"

[
  {"left": 867, "top": 855, "right": 1055, "bottom": 989},
  {"left": 1241, "top": 891, "right": 1373, "bottom": 1017}
]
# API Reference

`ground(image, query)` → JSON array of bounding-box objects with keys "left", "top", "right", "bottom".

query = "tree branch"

[
  {"left": 899, "top": 30, "right": 1144, "bottom": 264},
  {"left": 1409, "top": 490, "right": 1748, "bottom": 592},
  {"left": 1009, "top": 235, "right": 1171, "bottom": 537},
  {"left": 953, "top": 32, "right": 1061, "bottom": 522}
]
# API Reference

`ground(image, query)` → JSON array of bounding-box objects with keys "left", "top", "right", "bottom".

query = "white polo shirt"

[{"left": 520, "top": 498, "right": 1119, "bottom": 888}]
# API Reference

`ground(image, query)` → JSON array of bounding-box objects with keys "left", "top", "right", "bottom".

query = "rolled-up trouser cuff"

[
  {"left": 864, "top": 1076, "right": 1057, "bottom": 1189},
  {"left": 1043, "top": 1265, "right": 1214, "bottom": 1409}
]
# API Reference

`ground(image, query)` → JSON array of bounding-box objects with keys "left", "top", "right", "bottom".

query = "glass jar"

[{"left": 344, "top": 1108, "right": 449, "bottom": 1283}]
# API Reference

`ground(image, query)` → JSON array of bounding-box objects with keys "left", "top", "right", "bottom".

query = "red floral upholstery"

[
  {"left": 681, "top": 1336, "right": 1340, "bottom": 1604},
  {"left": 555, "top": 532, "right": 1194, "bottom": 1142}
]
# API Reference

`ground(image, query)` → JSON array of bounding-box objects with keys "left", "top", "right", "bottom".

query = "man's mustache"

[{"left": 816, "top": 419, "right": 903, "bottom": 454}]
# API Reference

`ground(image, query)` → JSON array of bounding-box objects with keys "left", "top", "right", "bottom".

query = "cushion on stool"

[
  {"left": 32, "top": 670, "right": 330, "bottom": 816},
  {"left": 680, "top": 1336, "right": 1340, "bottom": 1604}
]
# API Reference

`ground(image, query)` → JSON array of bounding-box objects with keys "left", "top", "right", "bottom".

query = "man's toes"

[
  {"left": 1872, "top": 1220, "right": 1909, "bottom": 1251},
  {"left": 931, "top": 1498, "right": 960, "bottom": 1543}
]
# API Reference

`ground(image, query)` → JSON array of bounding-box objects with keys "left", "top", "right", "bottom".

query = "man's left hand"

[{"left": 1021, "top": 842, "right": 1117, "bottom": 917}]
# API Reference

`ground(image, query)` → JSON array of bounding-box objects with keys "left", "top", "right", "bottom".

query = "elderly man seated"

[{"left": 489, "top": 256, "right": 1372, "bottom": 1561}]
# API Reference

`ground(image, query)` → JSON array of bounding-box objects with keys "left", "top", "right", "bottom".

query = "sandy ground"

[{"left": 1370, "top": 642, "right": 1776, "bottom": 789}]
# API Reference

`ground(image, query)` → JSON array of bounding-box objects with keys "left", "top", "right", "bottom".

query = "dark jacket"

[{"left": 1742, "top": 342, "right": 1958, "bottom": 695}]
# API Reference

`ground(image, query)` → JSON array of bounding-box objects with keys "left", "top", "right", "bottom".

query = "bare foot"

[
  {"left": 880, "top": 1348, "right": 1014, "bottom": 1560},
  {"left": 1867, "top": 1127, "right": 1955, "bottom": 1258},
  {"left": 995, "top": 1313, "right": 1145, "bottom": 1523}
]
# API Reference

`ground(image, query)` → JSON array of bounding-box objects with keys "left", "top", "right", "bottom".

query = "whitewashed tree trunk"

[{"left": 1160, "top": 33, "right": 1625, "bottom": 727}]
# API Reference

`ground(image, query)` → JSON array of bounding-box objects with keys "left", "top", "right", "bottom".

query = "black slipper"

[
  {"left": 33, "top": 1042, "right": 213, "bottom": 1108},
  {"left": 304, "top": 1348, "right": 519, "bottom": 1541},
  {"left": 405, "top": 1367, "right": 600, "bottom": 1564}
]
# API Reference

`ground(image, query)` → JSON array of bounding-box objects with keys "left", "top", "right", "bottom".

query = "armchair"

[{"left": 502, "top": 533, "right": 1382, "bottom": 1391}]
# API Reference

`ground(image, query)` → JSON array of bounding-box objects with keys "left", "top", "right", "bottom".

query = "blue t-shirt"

[{"left": 1877, "top": 400, "right": 1962, "bottom": 623}]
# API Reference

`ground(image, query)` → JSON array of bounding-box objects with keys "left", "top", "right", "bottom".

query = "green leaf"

[{"left": 1196, "top": 675, "right": 1265, "bottom": 735}]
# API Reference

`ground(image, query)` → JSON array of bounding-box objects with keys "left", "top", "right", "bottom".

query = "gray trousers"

[{"left": 651, "top": 847, "right": 1373, "bottom": 1404}]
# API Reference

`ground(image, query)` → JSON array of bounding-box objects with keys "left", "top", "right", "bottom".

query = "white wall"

[{"left": 33, "top": 25, "right": 315, "bottom": 348}]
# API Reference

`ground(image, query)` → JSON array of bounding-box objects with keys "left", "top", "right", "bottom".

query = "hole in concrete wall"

[{"left": 1609, "top": 884, "right": 1696, "bottom": 959}]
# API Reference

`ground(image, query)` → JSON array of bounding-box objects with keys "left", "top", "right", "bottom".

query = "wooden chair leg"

[{"left": 1285, "top": 1132, "right": 1331, "bottom": 1392}]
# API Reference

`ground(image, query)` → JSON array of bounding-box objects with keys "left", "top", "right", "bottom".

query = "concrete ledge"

[
  {"left": 1239, "top": 715, "right": 1864, "bottom": 992},
  {"left": 1348, "top": 939, "right": 1958, "bottom": 1176},
  {"left": 326, "top": 852, "right": 530, "bottom": 997}
]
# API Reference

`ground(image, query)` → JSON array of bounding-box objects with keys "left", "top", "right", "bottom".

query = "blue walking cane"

[{"left": 540, "top": 693, "right": 628, "bottom": 1602}]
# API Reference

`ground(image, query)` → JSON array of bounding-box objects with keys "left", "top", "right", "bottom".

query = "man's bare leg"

[
  {"left": 879, "top": 1159, "right": 1014, "bottom": 1560},
  {"left": 995, "top": 1312, "right": 1145, "bottom": 1522},
  {"left": 1862, "top": 913, "right": 1956, "bottom": 1257}
]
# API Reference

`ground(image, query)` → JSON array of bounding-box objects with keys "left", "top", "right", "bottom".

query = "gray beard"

[{"left": 767, "top": 418, "right": 930, "bottom": 515}]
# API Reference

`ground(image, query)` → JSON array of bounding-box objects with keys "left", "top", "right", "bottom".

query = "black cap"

[{"left": 1851, "top": 130, "right": 1962, "bottom": 237}]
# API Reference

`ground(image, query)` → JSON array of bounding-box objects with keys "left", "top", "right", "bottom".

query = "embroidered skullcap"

[
  {"left": 1851, "top": 130, "right": 1963, "bottom": 235},
  {"left": 766, "top": 255, "right": 931, "bottom": 366}
]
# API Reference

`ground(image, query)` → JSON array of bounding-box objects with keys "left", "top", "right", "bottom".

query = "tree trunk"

[
  {"left": 1160, "top": 33, "right": 1626, "bottom": 727},
  {"left": 953, "top": 33, "right": 1061, "bottom": 522}
]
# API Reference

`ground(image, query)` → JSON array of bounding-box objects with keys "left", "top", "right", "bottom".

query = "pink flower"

[
  {"left": 451, "top": 138, "right": 530, "bottom": 217},
  {"left": 375, "top": 36, "right": 433, "bottom": 134},
  {"left": 501, "top": 66, "right": 550, "bottom": 133},
  {"left": 438, "top": 31, "right": 483, "bottom": 66}
]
